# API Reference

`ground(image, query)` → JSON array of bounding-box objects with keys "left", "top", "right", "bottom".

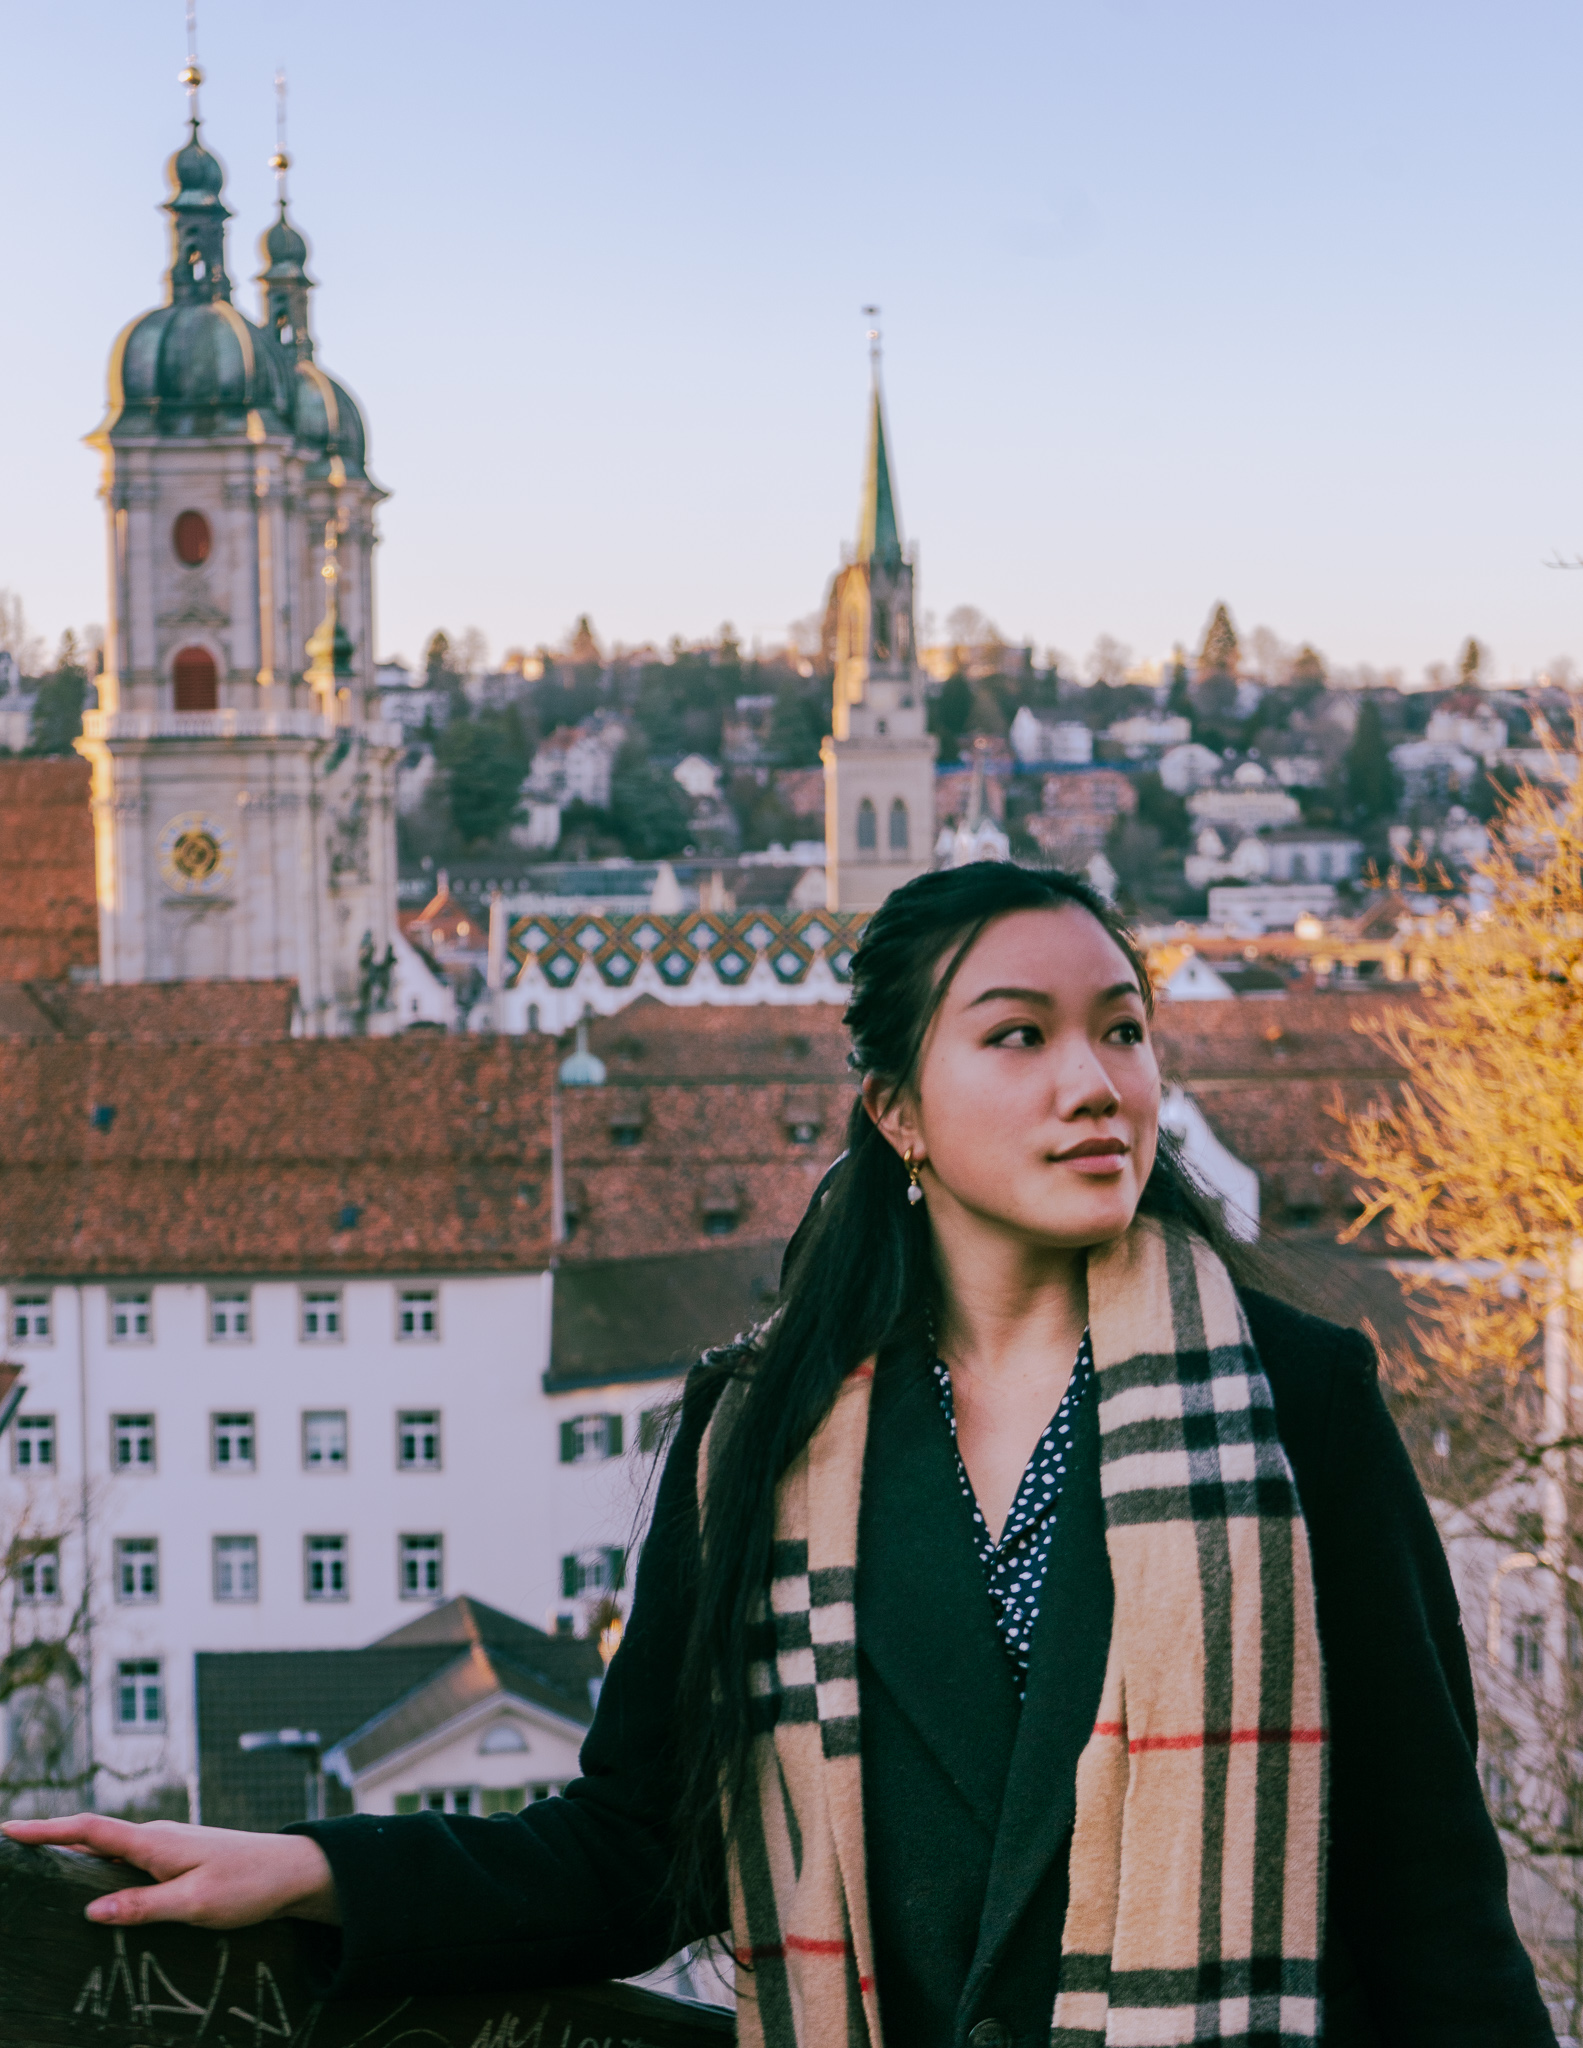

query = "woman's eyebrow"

[
  {"left": 964, "top": 979, "right": 1143, "bottom": 1011},
  {"left": 965, "top": 985, "right": 1054, "bottom": 1009}
]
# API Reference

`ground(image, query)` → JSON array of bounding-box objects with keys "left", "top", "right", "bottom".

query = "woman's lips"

[{"left": 1049, "top": 1140, "right": 1129, "bottom": 1175}]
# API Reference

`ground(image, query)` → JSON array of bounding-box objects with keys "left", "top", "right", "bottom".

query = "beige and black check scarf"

[{"left": 699, "top": 1214, "right": 1328, "bottom": 2048}]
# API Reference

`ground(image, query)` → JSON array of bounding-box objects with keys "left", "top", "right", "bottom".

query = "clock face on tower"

[{"left": 157, "top": 812, "right": 234, "bottom": 895}]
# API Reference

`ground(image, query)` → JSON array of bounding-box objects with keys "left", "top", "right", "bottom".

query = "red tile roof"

[
  {"left": 0, "top": 978, "right": 297, "bottom": 1041},
  {"left": 560, "top": 992, "right": 1419, "bottom": 1260},
  {"left": 0, "top": 759, "right": 98, "bottom": 980},
  {"left": 0, "top": 1035, "right": 556, "bottom": 1278}
]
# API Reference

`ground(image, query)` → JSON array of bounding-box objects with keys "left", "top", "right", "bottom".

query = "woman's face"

[{"left": 874, "top": 904, "right": 1161, "bottom": 1251}]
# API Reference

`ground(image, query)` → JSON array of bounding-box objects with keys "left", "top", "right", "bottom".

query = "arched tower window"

[
  {"left": 172, "top": 647, "right": 218, "bottom": 712},
  {"left": 856, "top": 798, "right": 877, "bottom": 852},
  {"left": 873, "top": 602, "right": 890, "bottom": 659},
  {"left": 172, "top": 511, "right": 212, "bottom": 566},
  {"left": 889, "top": 797, "right": 909, "bottom": 853}
]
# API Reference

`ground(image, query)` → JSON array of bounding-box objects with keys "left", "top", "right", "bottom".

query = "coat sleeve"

[
  {"left": 288, "top": 1370, "right": 728, "bottom": 2000},
  {"left": 1310, "top": 1331, "right": 1555, "bottom": 2045}
]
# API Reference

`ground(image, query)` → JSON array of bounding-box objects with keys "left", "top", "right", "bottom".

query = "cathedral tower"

[
  {"left": 819, "top": 348, "right": 937, "bottom": 912},
  {"left": 78, "top": 59, "right": 399, "bottom": 1032}
]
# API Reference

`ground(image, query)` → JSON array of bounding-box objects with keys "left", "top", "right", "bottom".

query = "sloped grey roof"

[
  {"left": 196, "top": 1595, "right": 600, "bottom": 1831},
  {"left": 548, "top": 1241, "right": 782, "bottom": 1391},
  {"left": 332, "top": 1642, "right": 595, "bottom": 1780}
]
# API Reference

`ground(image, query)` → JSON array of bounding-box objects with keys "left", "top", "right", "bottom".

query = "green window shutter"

[
  {"left": 605, "top": 1413, "right": 624, "bottom": 1457},
  {"left": 394, "top": 1792, "right": 420, "bottom": 1815},
  {"left": 605, "top": 1545, "right": 627, "bottom": 1592},
  {"left": 561, "top": 1553, "right": 579, "bottom": 1599},
  {"left": 481, "top": 1786, "right": 526, "bottom": 1817},
  {"left": 559, "top": 1421, "right": 577, "bottom": 1464}
]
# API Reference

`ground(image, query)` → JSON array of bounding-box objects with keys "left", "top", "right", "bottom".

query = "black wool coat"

[{"left": 297, "top": 1291, "right": 1554, "bottom": 2048}]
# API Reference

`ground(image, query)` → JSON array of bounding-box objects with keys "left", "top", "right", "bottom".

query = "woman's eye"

[
  {"left": 989, "top": 1023, "right": 1041, "bottom": 1049},
  {"left": 1107, "top": 1020, "right": 1145, "bottom": 1045}
]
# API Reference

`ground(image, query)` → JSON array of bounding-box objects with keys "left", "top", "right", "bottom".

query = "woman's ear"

[{"left": 861, "top": 1074, "right": 922, "bottom": 1164}]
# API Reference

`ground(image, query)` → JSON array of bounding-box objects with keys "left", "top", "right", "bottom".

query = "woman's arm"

[
  {"left": 4, "top": 1369, "right": 725, "bottom": 1999},
  {"left": 1311, "top": 1333, "right": 1554, "bottom": 2045}
]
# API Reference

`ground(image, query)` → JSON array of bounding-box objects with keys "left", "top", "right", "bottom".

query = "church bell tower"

[
  {"left": 820, "top": 338, "right": 937, "bottom": 912},
  {"left": 77, "top": 55, "right": 399, "bottom": 1033}
]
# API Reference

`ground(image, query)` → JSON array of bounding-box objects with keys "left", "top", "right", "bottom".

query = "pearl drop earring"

[{"left": 903, "top": 1148, "right": 924, "bottom": 1206}]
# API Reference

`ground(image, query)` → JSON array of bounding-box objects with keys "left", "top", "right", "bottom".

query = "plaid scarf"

[{"left": 699, "top": 1214, "right": 1328, "bottom": 2048}]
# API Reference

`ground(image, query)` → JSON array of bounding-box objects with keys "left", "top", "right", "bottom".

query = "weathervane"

[
  {"left": 862, "top": 303, "right": 882, "bottom": 374},
  {"left": 271, "top": 69, "right": 290, "bottom": 202},
  {"left": 180, "top": 0, "right": 202, "bottom": 125}
]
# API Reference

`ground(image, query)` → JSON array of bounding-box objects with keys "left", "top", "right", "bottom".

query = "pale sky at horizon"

[{"left": 6, "top": 2, "right": 1583, "bottom": 685}]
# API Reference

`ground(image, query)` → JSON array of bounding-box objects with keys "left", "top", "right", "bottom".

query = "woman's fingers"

[
  {"left": 86, "top": 1872, "right": 215, "bottom": 1928},
  {"left": 2, "top": 1816, "right": 338, "bottom": 1930},
  {"left": 1, "top": 1814, "right": 150, "bottom": 1866}
]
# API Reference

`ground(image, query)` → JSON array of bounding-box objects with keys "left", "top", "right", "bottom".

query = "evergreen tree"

[
  {"left": 27, "top": 632, "right": 88, "bottom": 756},
  {"left": 1291, "top": 644, "right": 1326, "bottom": 688},
  {"left": 766, "top": 683, "right": 825, "bottom": 767},
  {"left": 1344, "top": 695, "right": 1398, "bottom": 820},
  {"left": 1166, "top": 650, "right": 1193, "bottom": 719},
  {"left": 608, "top": 741, "right": 690, "bottom": 857},
  {"left": 423, "top": 630, "right": 452, "bottom": 685},
  {"left": 437, "top": 702, "right": 530, "bottom": 845},
  {"left": 1197, "top": 603, "right": 1239, "bottom": 678},
  {"left": 1459, "top": 637, "right": 1484, "bottom": 688}
]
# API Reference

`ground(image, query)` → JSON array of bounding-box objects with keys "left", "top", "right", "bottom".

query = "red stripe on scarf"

[
  {"left": 1092, "top": 1721, "right": 1326, "bottom": 1751},
  {"left": 734, "top": 1938, "right": 874, "bottom": 1992}
]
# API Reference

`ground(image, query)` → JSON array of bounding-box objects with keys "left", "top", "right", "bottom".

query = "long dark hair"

[{"left": 669, "top": 861, "right": 1251, "bottom": 1924}]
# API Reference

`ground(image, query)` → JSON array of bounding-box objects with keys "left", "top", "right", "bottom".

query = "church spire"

[
  {"left": 257, "top": 71, "right": 315, "bottom": 358},
  {"left": 164, "top": 12, "right": 232, "bottom": 306},
  {"left": 856, "top": 316, "right": 903, "bottom": 573}
]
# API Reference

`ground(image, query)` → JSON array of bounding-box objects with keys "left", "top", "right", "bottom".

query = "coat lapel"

[
  {"left": 961, "top": 1371, "right": 1114, "bottom": 2012},
  {"left": 857, "top": 1347, "right": 1022, "bottom": 1838}
]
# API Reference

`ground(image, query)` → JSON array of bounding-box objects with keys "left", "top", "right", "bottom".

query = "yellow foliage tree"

[{"left": 1338, "top": 743, "right": 1583, "bottom": 2023}]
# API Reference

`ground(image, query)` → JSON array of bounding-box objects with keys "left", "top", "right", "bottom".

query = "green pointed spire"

[{"left": 857, "top": 379, "right": 903, "bottom": 572}]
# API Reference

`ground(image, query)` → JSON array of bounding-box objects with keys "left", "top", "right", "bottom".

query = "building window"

[
  {"left": 397, "top": 1289, "right": 438, "bottom": 1341},
  {"left": 211, "top": 1412, "right": 256, "bottom": 1472},
  {"left": 399, "top": 1533, "right": 444, "bottom": 1601},
  {"left": 1514, "top": 1612, "right": 1545, "bottom": 1679},
  {"left": 398, "top": 1411, "right": 441, "bottom": 1470},
  {"left": 213, "top": 1535, "right": 258, "bottom": 1603},
  {"left": 110, "top": 1291, "right": 152, "bottom": 1343},
  {"left": 13, "top": 1414, "right": 55, "bottom": 1472},
  {"left": 172, "top": 510, "right": 212, "bottom": 566},
  {"left": 395, "top": 1785, "right": 493, "bottom": 1816},
  {"left": 559, "top": 1414, "right": 623, "bottom": 1464},
  {"left": 115, "top": 1659, "right": 164, "bottom": 1729},
  {"left": 856, "top": 797, "right": 877, "bottom": 852},
  {"left": 889, "top": 797, "right": 909, "bottom": 853},
  {"left": 209, "top": 1290, "right": 250, "bottom": 1341},
  {"left": 303, "top": 1410, "right": 348, "bottom": 1470},
  {"left": 172, "top": 645, "right": 218, "bottom": 712},
  {"left": 301, "top": 1290, "right": 342, "bottom": 1342},
  {"left": 112, "top": 1414, "right": 156, "bottom": 1472},
  {"left": 305, "top": 1535, "right": 348, "bottom": 1601},
  {"left": 10, "top": 1292, "right": 51, "bottom": 1343},
  {"left": 637, "top": 1404, "right": 676, "bottom": 1456},
  {"left": 560, "top": 1546, "right": 626, "bottom": 1598},
  {"left": 114, "top": 1537, "right": 159, "bottom": 1604},
  {"left": 13, "top": 1541, "right": 60, "bottom": 1603}
]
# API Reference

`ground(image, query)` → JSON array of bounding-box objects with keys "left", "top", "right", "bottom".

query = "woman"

[{"left": 5, "top": 865, "right": 1552, "bottom": 2047}]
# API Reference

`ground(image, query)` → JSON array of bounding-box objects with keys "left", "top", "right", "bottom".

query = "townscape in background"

[{"left": 1, "top": 37, "right": 1580, "bottom": 2033}]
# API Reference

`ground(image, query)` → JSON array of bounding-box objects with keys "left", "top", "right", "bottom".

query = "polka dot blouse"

[{"left": 931, "top": 1330, "right": 1095, "bottom": 1698}]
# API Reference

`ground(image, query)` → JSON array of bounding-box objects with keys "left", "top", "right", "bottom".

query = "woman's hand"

[{"left": 0, "top": 1815, "right": 340, "bottom": 1929}]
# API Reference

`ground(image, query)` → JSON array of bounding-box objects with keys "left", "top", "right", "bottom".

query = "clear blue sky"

[{"left": 6, "top": 1, "right": 1583, "bottom": 682}]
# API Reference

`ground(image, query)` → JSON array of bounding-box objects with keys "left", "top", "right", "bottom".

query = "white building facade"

[{"left": 0, "top": 1272, "right": 684, "bottom": 1817}]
